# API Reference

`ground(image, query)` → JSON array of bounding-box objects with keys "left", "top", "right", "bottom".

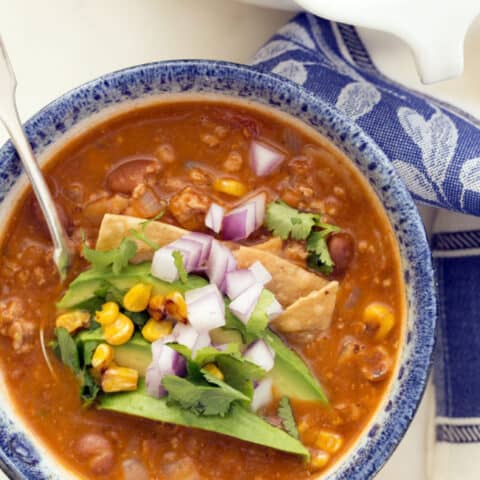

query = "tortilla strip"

[
  {"left": 271, "top": 281, "right": 338, "bottom": 332},
  {"left": 96, "top": 214, "right": 332, "bottom": 308},
  {"left": 96, "top": 214, "right": 187, "bottom": 262},
  {"left": 252, "top": 237, "right": 283, "bottom": 255},
  {"left": 233, "top": 246, "right": 329, "bottom": 307}
]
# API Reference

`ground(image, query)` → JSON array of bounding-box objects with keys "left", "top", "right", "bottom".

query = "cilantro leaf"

[
  {"left": 306, "top": 228, "right": 339, "bottom": 276},
  {"left": 172, "top": 250, "right": 188, "bottom": 284},
  {"left": 277, "top": 397, "right": 299, "bottom": 439},
  {"left": 162, "top": 375, "right": 248, "bottom": 416},
  {"left": 55, "top": 328, "right": 80, "bottom": 373},
  {"left": 265, "top": 201, "right": 321, "bottom": 240},
  {"left": 216, "top": 355, "right": 266, "bottom": 398},
  {"left": 79, "top": 369, "right": 100, "bottom": 406},
  {"left": 127, "top": 212, "right": 164, "bottom": 251},
  {"left": 82, "top": 238, "right": 137, "bottom": 274}
]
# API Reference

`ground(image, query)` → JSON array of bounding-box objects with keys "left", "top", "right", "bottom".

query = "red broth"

[{"left": 0, "top": 98, "right": 404, "bottom": 479}]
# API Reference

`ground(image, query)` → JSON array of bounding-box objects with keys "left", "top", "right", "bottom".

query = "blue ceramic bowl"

[{"left": 0, "top": 60, "right": 435, "bottom": 479}]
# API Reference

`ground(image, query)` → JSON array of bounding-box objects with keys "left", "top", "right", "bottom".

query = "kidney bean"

[
  {"left": 359, "top": 346, "right": 392, "bottom": 383},
  {"left": 76, "top": 433, "right": 114, "bottom": 475},
  {"left": 105, "top": 157, "right": 160, "bottom": 194},
  {"left": 328, "top": 232, "right": 355, "bottom": 274}
]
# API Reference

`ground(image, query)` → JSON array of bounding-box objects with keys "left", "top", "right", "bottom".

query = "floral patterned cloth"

[
  {"left": 252, "top": 12, "right": 480, "bottom": 480},
  {"left": 252, "top": 14, "right": 480, "bottom": 215}
]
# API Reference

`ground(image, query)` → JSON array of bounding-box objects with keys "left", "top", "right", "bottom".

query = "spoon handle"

[{"left": 0, "top": 36, "right": 71, "bottom": 279}]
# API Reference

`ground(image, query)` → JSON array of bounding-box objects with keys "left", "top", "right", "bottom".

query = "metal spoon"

[{"left": 0, "top": 36, "right": 71, "bottom": 280}]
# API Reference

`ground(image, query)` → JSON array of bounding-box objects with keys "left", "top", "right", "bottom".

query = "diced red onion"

[
  {"left": 225, "top": 269, "right": 257, "bottom": 300},
  {"left": 170, "top": 238, "right": 204, "bottom": 271},
  {"left": 186, "top": 290, "right": 226, "bottom": 332},
  {"left": 250, "top": 141, "right": 285, "bottom": 177},
  {"left": 248, "top": 261, "right": 272, "bottom": 285},
  {"left": 248, "top": 192, "right": 267, "bottom": 228},
  {"left": 244, "top": 339, "right": 275, "bottom": 372},
  {"left": 251, "top": 377, "right": 273, "bottom": 412},
  {"left": 185, "top": 284, "right": 224, "bottom": 309},
  {"left": 192, "top": 332, "right": 211, "bottom": 354},
  {"left": 221, "top": 202, "right": 256, "bottom": 241},
  {"left": 185, "top": 232, "right": 213, "bottom": 266},
  {"left": 146, "top": 343, "right": 186, "bottom": 398},
  {"left": 265, "top": 298, "right": 283, "bottom": 320},
  {"left": 206, "top": 240, "right": 236, "bottom": 291},
  {"left": 229, "top": 283, "right": 263, "bottom": 325},
  {"left": 151, "top": 247, "right": 178, "bottom": 283},
  {"left": 172, "top": 323, "right": 199, "bottom": 350},
  {"left": 205, "top": 203, "right": 225, "bottom": 234}
]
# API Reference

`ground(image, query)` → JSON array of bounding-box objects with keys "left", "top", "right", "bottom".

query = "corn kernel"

[
  {"left": 56, "top": 310, "right": 90, "bottom": 333},
  {"left": 91, "top": 343, "right": 114, "bottom": 370},
  {"left": 165, "top": 291, "right": 187, "bottom": 323},
  {"left": 314, "top": 430, "right": 343, "bottom": 454},
  {"left": 123, "top": 283, "right": 152, "bottom": 312},
  {"left": 310, "top": 450, "right": 330, "bottom": 470},
  {"left": 95, "top": 302, "right": 119, "bottom": 326},
  {"left": 141, "top": 318, "right": 173, "bottom": 343},
  {"left": 213, "top": 178, "right": 247, "bottom": 197},
  {"left": 103, "top": 313, "right": 134, "bottom": 346},
  {"left": 363, "top": 302, "right": 395, "bottom": 341},
  {"left": 203, "top": 363, "right": 224, "bottom": 381},
  {"left": 148, "top": 294, "right": 166, "bottom": 321},
  {"left": 101, "top": 365, "right": 138, "bottom": 392}
]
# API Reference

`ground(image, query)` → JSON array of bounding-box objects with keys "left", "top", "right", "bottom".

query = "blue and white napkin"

[{"left": 252, "top": 12, "right": 480, "bottom": 480}]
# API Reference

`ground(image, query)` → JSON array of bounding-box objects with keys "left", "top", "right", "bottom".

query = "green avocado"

[
  {"left": 57, "top": 263, "right": 208, "bottom": 310},
  {"left": 99, "top": 381, "right": 309, "bottom": 458},
  {"left": 76, "top": 330, "right": 152, "bottom": 375}
]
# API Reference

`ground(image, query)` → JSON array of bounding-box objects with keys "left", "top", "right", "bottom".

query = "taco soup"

[{"left": 0, "top": 97, "right": 405, "bottom": 479}]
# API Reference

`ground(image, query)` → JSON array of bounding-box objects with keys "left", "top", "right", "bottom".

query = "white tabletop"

[{"left": 2, "top": 0, "right": 477, "bottom": 478}]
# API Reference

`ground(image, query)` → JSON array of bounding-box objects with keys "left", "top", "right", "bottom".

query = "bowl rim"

[{"left": 0, "top": 58, "right": 436, "bottom": 480}]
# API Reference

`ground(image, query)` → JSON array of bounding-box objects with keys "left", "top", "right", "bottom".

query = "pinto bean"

[
  {"left": 106, "top": 157, "right": 160, "bottom": 194},
  {"left": 360, "top": 346, "right": 392, "bottom": 382},
  {"left": 328, "top": 232, "right": 355, "bottom": 274},
  {"left": 76, "top": 433, "right": 114, "bottom": 475}
]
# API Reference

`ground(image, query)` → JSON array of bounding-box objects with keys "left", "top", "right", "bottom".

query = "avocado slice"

[
  {"left": 76, "top": 330, "right": 152, "bottom": 375},
  {"left": 264, "top": 330, "right": 328, "bottom": 403},
  {"left": 57, "top": 263, "right": 208, "bottom": 310},
  {"left": 99, "top": 381, "right": 309, "bottom": 458}
]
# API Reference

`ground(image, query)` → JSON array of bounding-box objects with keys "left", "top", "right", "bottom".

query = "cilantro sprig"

[
  {"left": 265, "top": 200, "right": 340, "bottom": 275},
  {"left": 277, "top": 397, "right": 299, "bottom": 439}
]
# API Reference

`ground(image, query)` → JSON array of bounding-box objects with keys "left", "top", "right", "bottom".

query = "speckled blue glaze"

[{"left": 0, "top": 60, "right": 436, "bottom": 479}]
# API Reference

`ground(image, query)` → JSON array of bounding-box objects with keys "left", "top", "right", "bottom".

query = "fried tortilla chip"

[
  {"left": 96, "top": 215, "right": 334, "bottom": 313},
  {"left": 233, "top": 246, "right": 329, "bottom": 306},
  {"left": 96, "top": 214, "right": 186, "bottom": 262},
  {"left": 252, "top": 237, "right": 283, "bottom": 255},
  {"left": 271, "top": 281, "right": 338, "bottom": 332}
]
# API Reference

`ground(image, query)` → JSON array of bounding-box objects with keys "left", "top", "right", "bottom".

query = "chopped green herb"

[
  {"left": 127, "top": 212, "right": 164, "bottom": 250},
  {"left": 55, "top": 328, "right": 80, "bottom": 373},
  {"left": 265, "top": 200, "right": 321, "bottom": 240},
  {"left": 172, "top": 250, "right": 188, "bottom": 284},
  {"left": 277, "top": 397, "right": 299, "bottom": 439},
  {"left": 306, "top": 229, "right": 338, "bottom": 275},
  {"left": 82, "top": 340, "right": 99, "bottom": 366},
  {"left": 79, "top": 369, "right": 100, "bottom": 406},
  {"left": 124, "top": 310, "right": 149, "bottom": 328},
  {"left": 216, "top": 355, "right": 265, "bottom": 398},
  {"left": 265, "top": 200, "right": 340, "bottom": 275},
  {"left": 82, "top": 238, "right": 137, "bottom": 274},
  {"left": 162, "top": 375, "right": 248, "bottom": 416}
]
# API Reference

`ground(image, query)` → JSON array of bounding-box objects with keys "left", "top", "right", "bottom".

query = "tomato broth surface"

[{"left": 0, "top": 98, "right": 404, "bottom": 479}]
